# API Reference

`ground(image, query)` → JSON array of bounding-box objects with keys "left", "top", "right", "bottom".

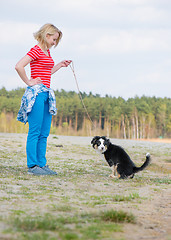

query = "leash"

[{"left": 69, "top": 61, "right": 95, "bottom": 128}]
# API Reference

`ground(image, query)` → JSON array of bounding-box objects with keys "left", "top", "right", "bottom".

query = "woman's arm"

[
  {"left": 51, "top": 60, "right": 72, "bottom": 75},
  {"left": 15, "top": 55, "right": 42, "bottom": 86}
]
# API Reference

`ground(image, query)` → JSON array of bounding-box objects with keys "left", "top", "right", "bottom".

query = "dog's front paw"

[{"left": 109, "top": 174, "right": 117, "bottom": 179}]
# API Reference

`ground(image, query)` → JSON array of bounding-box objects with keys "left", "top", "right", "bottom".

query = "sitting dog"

[{"left": 91, "top": 136, "right": 151, "bottom": 179}]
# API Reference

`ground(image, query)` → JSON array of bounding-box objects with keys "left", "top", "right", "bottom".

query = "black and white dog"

[{"left": 91, "top": 136, "right": 151, "bottom": 179}]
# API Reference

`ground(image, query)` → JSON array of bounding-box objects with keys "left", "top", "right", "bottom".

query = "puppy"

[{"left": 91, "top": 136, "right": 151, "bottom": 179}]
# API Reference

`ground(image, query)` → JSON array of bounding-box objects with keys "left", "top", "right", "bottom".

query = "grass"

[
  {"left": 50, "top": 204, "right": 74, "bottom": 212},
  {"left": 10, "top": 214, "right": 71, "bottom": 231},
  {"left": 88, "top": 192, "right": 143, "bottom": 207},
  {"left": 113, "top": 192, "right": 145, "bottom": 202},
  {"left": 148, "top": 163, "right": 171, "bottom": 174},
  {"left": 0, "top": 134, "right": 170, "bottom": 240},
  {"left": 150, "top": 177, "right": 171, "bottom": 184},
  {"left": 6, "top": 210, "right": 134, "bottom": 240},
  {"left": 21, "top": 232, "right": 56, "bottom": 240},
  {"left": 100, "top": 209, "right": 136, "bottom": 223}
]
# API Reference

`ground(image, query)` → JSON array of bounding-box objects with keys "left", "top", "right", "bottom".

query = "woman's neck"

[
  {"left": 37, "top": 43, "right": 48, "bottom": 52},
  {"left": 38, "top": 44, "right": 49, "bottom": 55}
]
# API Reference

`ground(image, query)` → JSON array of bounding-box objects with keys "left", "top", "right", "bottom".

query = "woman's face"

[{"left": 46, "top": 32, "right": 59, "bottom": 49}]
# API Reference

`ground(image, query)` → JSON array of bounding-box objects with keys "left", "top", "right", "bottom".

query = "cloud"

[
  {"left": 0, "top": 21, "right": 40, "bottom": 46},
  {"left": 0, "top": 0, "right": 171, "bottom": 98},
  {"left": 0, "top": 73, "right": 26, "bottom": 89},
  {"left": 2, "top": 0, "right": 171, "bottom": 27},
  {"left": 1, "top": 20, "right": 170, "bottom": 56},
  {"left": 137, "top": 72, "right": 166, "bottom": 84},
  {"left": 65, "top": 28, "right": 171, "bottom": 55}
]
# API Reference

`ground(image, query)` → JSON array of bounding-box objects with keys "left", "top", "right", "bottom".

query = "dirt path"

[{"left": 123, "top": 187, "right": 171, "bottom": 240}]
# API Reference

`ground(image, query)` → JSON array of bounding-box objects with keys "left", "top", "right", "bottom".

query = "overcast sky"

[{"left": 0, "top": 0, "right": 171, "bottom": 99}]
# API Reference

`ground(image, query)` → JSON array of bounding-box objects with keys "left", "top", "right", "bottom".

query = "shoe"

[
  {"left": 28, "top": 166, "right": 50, "bottom": 176},
  {"left": 42, "top": 165, "right": 58, "bottom": 175}
]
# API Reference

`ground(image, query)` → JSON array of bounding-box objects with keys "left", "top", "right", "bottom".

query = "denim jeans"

[{"left": 26, "top": 92, "right": 52, "bottom": 168}]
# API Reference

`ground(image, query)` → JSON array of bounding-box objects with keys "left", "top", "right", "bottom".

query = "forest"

[{"left": 0, "top": 87, "right": 171, "bottom": 139}]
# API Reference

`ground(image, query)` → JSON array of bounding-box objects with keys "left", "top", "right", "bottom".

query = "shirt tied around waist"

[{"left": 17, "top": 84, "right": 57, "bottom": 124}]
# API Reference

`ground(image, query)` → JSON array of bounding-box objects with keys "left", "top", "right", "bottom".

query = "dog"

[{"left": 91, "top": 136, "right": 151, "bottom": 179}]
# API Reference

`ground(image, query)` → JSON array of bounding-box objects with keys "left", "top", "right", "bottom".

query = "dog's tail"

[{"left": 133, "top": 153, "right": 151, "bottom": 174}]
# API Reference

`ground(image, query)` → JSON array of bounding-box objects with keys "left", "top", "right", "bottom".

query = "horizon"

[{"left": 0, "top": 85, "right": 170, "bottom": 101}]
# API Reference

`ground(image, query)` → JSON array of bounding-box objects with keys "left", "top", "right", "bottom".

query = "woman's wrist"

[{"left": 51, "top": 60, "right": 72, "bottom": 75}]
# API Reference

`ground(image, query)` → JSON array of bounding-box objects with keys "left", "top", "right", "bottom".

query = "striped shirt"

[{"left": 27, "top": 45, "right": 54, "bottom": 88}]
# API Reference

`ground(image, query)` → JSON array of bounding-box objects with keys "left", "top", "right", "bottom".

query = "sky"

[{"left": 0, "top": 0, "right": 171, "bottom": 99}]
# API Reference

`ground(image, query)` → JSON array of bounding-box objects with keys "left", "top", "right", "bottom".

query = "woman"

[{"left": 15, "top": 23, "right": 71, "bottom": 175}]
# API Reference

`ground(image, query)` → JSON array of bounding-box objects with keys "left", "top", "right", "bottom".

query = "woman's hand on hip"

[{"left": 28, "top": 77, "right": 42, "bottom": 86}]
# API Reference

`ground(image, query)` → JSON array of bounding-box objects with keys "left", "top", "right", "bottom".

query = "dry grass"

[{"left": 0, "top": 133, "right": 170, "bottom": 240}]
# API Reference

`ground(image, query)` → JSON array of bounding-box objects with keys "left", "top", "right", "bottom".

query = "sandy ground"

[
  {"left": 0, "top": 133, "right": 170, "bottom": 240},
  {"left": 138, "top": 138, "right": 171, "bottom": 144}
]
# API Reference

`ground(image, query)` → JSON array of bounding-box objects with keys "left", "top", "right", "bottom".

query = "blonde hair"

[{"left": 33, "top": 23, "right": 62, "bottom": 48}]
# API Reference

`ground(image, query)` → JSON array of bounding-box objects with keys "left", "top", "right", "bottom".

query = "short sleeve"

[{"left": 27, "top": 46, "right": 40, "bottom": 61}]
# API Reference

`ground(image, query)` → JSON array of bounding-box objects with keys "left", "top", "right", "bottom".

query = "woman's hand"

[
  {"left": 60, "top": 60, "right": 72, "bottom": 67},
  {"left": 28, "top": 77, "right": 42, "bottom": 86},
  {"left": 51, "top": 60, "right": 72, "bottom": 75}
]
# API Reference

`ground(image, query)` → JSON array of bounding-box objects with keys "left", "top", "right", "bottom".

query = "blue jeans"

[{"left": 26, "top": 92, "right": 52, "bottom": 168}]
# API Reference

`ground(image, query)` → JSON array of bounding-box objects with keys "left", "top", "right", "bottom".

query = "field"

[{"left": 0, "top": 133, "right": 171, "bottom": 240}]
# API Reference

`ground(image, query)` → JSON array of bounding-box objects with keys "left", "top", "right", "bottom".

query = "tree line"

[{"left": 0, "top": 87, "right": 171, "bottom": 138}]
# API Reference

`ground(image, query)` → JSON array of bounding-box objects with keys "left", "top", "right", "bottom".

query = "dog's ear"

[
  {"left": 91, "top": 136, "right": 100, "bottom": 145},
  {"left": 103, "top": 137, "right": 110, "bottom": 147}
]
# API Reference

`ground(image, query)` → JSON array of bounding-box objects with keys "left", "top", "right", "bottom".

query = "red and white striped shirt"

[{"left": 27, "top": 45, "right": 54, "bottom": 88}]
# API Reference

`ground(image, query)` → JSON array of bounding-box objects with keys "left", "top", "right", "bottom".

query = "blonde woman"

[{"left": 15, "top": 23, "right": 71, "bottom": 175}]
